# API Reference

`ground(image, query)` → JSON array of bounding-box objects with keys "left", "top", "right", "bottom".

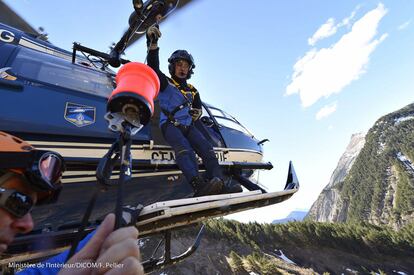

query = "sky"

[{"left": 5, "top": 0, "right": 414, "bottom": 223}]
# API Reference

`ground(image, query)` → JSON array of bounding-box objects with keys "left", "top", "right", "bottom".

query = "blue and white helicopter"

[{"left": 0, "top": 0, "right": 299, "bottom": 272}]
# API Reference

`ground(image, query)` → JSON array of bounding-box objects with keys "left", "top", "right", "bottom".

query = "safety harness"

[{"left": 161, "top": 77, "right": 198, "bottom": 127}]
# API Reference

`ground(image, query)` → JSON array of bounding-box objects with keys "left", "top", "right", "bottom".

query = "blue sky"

[{"left": 5, "top": 0, "right": 414, "bottom": 223}]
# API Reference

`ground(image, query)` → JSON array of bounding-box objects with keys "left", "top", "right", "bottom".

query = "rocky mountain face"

[
  {"left": 307, "top": 103, "right": 414, "bottom": 228},
  {"left": 306, "top": 132, "right": 366, "bottom": 222}
]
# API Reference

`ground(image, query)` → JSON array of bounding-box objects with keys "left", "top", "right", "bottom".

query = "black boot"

[
  {"left": 190, "top": 176, "right": 222, "bottom": 197},
  {"left": 208, "top": 177, "right": 227, "bottom": 194},
  {"left": 222, "top": 180, "right": 243, "bottom": 194}
]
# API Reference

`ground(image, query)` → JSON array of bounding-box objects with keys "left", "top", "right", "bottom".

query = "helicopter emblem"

[{"left": 64, "top": 102, "right": 96, "bottom": 127}]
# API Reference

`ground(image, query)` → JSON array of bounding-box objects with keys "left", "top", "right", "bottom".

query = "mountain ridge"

[
  {"left": 306, "top": 132, "right": 366, "bottom": 222},
  {"left": 307, "top": 102, "right": 414, "bottom": 228}
]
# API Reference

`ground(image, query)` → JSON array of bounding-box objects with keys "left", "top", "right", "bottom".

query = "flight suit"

[{"left": 147, "top": 48, "right": 223, "bottom": 184}]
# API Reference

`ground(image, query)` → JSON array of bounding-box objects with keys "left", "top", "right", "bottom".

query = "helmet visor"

[
  {"left": 39, "top": 153, "right": 63, "bottom": 186},
  {"left": 25, "top": 150, "right": 64, "bottom": 191}
]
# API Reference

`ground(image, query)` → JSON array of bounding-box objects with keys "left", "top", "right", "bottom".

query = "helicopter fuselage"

[{"left": 0, "top": 22, "right": 267, "bottom": 232}]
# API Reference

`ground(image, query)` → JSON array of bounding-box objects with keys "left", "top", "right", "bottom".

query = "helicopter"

[{"left": 0, "top": 0, "right": 299, "bottom": 272}]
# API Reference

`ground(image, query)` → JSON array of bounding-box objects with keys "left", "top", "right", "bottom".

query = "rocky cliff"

[
  {"left": 306, "top": 133, "right": 366, "bottom": 222},
  {"left": 308, "top": 103, "right": 414, "bottom": 228}
]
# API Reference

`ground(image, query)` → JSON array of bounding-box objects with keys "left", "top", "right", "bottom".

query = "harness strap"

[
  {"left": 161, "top": 78, "right": 198, "bottom": 126},
  {"left": 161, "top": 101, "right": 191, "bottom": 124},
  {"left": 168, "top": 77, "right": 198, "bottom": 101}
]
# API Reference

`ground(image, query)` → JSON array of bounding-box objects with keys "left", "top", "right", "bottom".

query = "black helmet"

[{"left": 168, "top": 50, "right": 195, "bottom": 79}]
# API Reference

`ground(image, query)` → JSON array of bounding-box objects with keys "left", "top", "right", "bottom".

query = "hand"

[
  {"left": 190, "top": 108, "right": 202, "bottom": 121},
  {"left": 146, "top": 25, "right": 161, "bottom": 47},
  {"left": 59, "top": 214, "right": 143, "bottom": 275}
]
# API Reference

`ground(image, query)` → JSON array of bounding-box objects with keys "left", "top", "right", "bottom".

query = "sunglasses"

[{"left": 0, "top": 187, "right": 34, "bottom": 218}]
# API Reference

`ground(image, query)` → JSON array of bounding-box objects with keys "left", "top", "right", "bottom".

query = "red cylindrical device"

[{"left": 107, "top": 62, "right": 160, "bottom": 126}]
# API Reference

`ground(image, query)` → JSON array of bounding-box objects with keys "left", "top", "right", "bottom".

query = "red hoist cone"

[{"left": 107, "top": 62, "right": 160, "bottom": 126}]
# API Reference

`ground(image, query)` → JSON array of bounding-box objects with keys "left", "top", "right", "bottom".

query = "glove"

[
  {"left": 189, "top": 108, "right": 202, "bottom": 121},
  {"left": 146, "top": 25, "right": 161, "bottom": 47}
]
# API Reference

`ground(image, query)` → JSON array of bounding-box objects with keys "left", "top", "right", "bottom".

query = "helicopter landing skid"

[{"left": 136, "top": 188, "right": 298, "bottom": 236}]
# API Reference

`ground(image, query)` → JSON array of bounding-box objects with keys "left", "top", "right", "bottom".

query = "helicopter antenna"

[{"left": 78, "top": 50, "right": 103, "bottom": 70}]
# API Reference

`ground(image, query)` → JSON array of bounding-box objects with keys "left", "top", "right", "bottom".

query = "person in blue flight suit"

[{"left": 145, "top": 25, "right": 242, "bottom": 196}]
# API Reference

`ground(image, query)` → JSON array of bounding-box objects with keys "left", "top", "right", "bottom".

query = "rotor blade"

[{"left": 124, "top": 0, "right": 196, "bottom": 50}]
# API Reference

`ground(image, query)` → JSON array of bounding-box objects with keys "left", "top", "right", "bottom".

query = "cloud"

[
  {"left": 340, "top": 5, "right": 361, "bottom": 27},
  {"left": 316, "top": 102, "right": 337, "bottom": 120},
  {"left": 308, "top": 6, "right": 360, "bottom": 46},
  {"left": 398, "top": 20, "right": 411, "bottom": 30},
  {"left": 308, "top": 18, "right": 337, "bottom": 46},
  {"left": 286, "top": 3, "right": 388, "bottom": 107}
]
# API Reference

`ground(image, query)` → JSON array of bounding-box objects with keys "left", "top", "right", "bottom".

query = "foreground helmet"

[
  {"left": 168, "top": 50, "right": 196, "bottom": 79},
  {"left": 0, "top": 131, "right": 65, "bottom": 204}
]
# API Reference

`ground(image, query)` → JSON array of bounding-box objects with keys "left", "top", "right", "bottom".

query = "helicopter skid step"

[{"left": 136, "top": 188, "right": 297, "bottom": 236}]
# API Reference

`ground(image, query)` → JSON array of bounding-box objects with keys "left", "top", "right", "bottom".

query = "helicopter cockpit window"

[
  {"left": 11, "top": 48, "right": 114, "bottom": 97},
  {"left": 208, "top": 107, "right": 253, "bottom": 137},
  {"left": 209, "top": 108, "right": 225, "bottom": 118}
]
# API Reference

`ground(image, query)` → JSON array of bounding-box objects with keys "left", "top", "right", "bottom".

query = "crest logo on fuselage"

[{"left": 64, "top": 102, "right": 96, "bottom": 127}]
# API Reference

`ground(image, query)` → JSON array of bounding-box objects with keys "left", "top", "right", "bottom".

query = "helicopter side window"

[
  {"left": 208, "top": 108, "right": 225, "bottom": 117},
  {"left": 11, "top": 48, "right": 114, "bottom": 97},
  {"left": 208, "top": 107, "right": 253, "bottom": 137}
]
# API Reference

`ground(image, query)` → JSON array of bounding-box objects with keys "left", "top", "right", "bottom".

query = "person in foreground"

[{"left": 0, "top": 131, "right": 143, "bottom": 275}]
